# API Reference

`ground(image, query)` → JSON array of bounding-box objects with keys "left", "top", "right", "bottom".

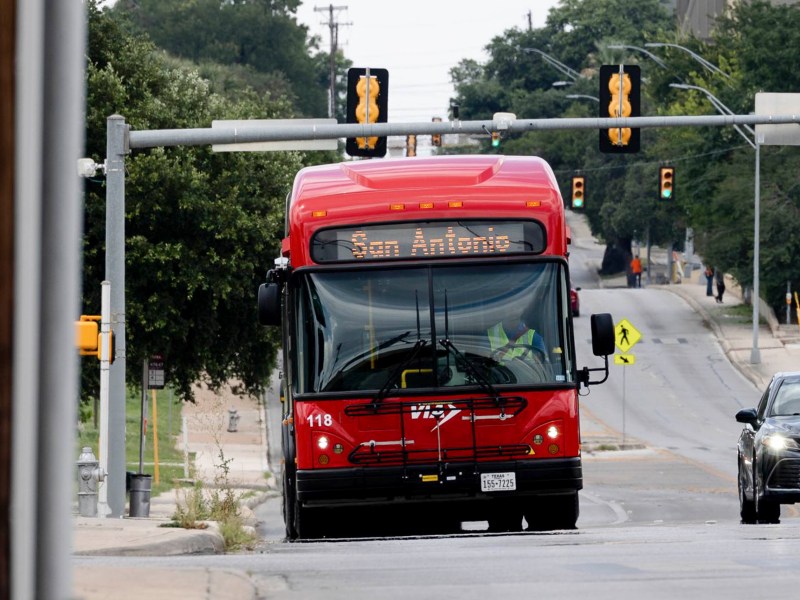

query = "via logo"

[{"left": 410, "top": 403, "right": 461, "bottom": 431}]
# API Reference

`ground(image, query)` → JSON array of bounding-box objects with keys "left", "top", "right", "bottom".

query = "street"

[{"left": 73, "top": 213, "right": 800, "bottom": 598}]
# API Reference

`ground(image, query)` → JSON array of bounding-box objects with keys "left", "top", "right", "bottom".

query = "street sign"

[
  {"left": 148, "top": 353, "right": 165, "bottom": 389},
  {"left": 755, "top": 93, "right": 800, "bottom": 146},
  {"left": 614, "top": 354, "right": 636, "bottom": 366},
  {"left": 615, "top": 318, "right": 641, "bottom": 353},
  {"left": 211, "top": 119, "right": 338, "bottom": 152}
]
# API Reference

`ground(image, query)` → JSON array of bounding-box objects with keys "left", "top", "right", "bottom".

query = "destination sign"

[{"left": 311, "top": 220, "right": 545, "bottom": 262}]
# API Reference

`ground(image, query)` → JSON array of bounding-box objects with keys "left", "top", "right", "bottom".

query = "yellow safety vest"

[{"left": 487, "top": 323, "right": 535, "bottom": 360}]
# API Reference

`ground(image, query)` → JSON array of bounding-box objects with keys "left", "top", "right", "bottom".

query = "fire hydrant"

[
  {"left": 227, "top": 408, "right": 240, "bottom": 432},
  {"left": 77, "top": 446, "right": 106, "bottom": 517}
]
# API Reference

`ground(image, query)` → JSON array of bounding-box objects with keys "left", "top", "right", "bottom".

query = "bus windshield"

[{"left": 291, "top": 261, "right": 574, "bottom": 394}]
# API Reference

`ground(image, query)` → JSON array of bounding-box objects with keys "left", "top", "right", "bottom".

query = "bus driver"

[{"left": 487, "top": 305, "right": 548, "bottom": 364}]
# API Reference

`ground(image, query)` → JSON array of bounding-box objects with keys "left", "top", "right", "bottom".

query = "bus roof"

[{"left": 284, "top": 155, "right": 567, "bottom": 263}]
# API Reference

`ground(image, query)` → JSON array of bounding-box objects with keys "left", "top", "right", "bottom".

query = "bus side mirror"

[
  {"left": 590, "top": 313, "right": 615, "bottom": 357},
  {"left": 258, "top": 282, "right": 281, "bottom": 326},
  {"left": 578, "top": 313, "right": 615, "bottom": 389}
]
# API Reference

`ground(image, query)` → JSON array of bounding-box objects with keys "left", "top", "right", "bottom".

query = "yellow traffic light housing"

[
  {"left": 75, "top": 317, "right": 99, "bottom": 353},
  {"left": 75, "top": 315, "right": 114, "bottom": 362},
  {"left": 406, "top": 134, "right": 417, "bottom": 157},
  {"left": 599, "top": 64, "right": 640, "bottom": 153},
  {"left": 659, "top": 166, "right": 675, "bottom": 200},
  {"left": 346, "top": 67, "right": 389, "bottom": 158},
  {"left": 431, "top": 116, "right": 442, "bottom": 147},
  {"left": 571, "top": 176, "right": 585, "bottom": 209}
]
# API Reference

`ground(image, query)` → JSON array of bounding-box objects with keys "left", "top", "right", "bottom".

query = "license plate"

[{"left": 480, "top": 472, "right": 516, "bottom": 492}]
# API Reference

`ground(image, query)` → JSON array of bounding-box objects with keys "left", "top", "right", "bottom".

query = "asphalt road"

[{"left": 79, "top": 213, "right": 800, "bottom": 599}]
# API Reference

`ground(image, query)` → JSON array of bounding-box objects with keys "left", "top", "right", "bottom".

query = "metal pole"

[
  {"left": 97, "top": 281, "right": 111, "bottom": 517},
  {"left": 787, "top": 282, "right": 792, "bottom": 326},
  {"left": 751, "top": 139, "right": 762, "bottom": 364},
  {"left": 106, "top": 114, "right": 128, "bottom": 516},
  {"left": 13, "top": 0, "right": 45, "bottom": 595},
  {"left": 36, "top": 0, "right": 86, "bottom": 596},
  {"left": 645, "top": 42, "right": 731, "bottom": 79},
  {"left": 140, "top": 359, "right": 147, "bottom": 474}
]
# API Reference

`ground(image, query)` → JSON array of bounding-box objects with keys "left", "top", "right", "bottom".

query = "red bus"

[{"left": 259, "top": 155, "right": 614, "bottom": 539}]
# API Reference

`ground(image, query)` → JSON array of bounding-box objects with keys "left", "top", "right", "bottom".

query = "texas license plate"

[{"left": 480, "top": 472, "right": 516, "bottom": 492}]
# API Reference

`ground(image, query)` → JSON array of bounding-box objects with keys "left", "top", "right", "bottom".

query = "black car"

[{"left": 736, "top": 371, "right": 800, "bottom": 524}]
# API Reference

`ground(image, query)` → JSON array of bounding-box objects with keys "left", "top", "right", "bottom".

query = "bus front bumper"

[{"left": 295, "top": 457, "right": 582, "bottom": 508}]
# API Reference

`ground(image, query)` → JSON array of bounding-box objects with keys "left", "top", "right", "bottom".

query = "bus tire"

[
  {"left": 282, "top": 467, "right": 299, "bottom": 540},
  {"left": 525, "top": 493, "right": 579, "bottom": 531},
  {"left": 487, "top": 504, "right": 523, "bottom": 533}
]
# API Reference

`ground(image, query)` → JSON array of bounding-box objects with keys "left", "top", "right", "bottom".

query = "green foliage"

[
  {"left": 111, "top": 0, "right": 327, "bottom": 117},
  {"left": 82, "top": 2, "right": 338, "bottom": 401},
  {"left": 170, "top": 448, "right": 258, "bottom": 551},
  {"left": 451, "top": 0, "right": 800, "bottom": 314}
]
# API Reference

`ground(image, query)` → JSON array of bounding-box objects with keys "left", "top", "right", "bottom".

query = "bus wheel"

[
  {"left": 525, "top": 493, "right": 579, "bottom": 531},
  {"left": 294, "top": 501, "right": 324, "bottom": 539},
  {"left": 282, "top": 468, "right": 298, "bottom": 540},
  {"left": 487, "top": 507, "right": 523, "bottom": 533}
]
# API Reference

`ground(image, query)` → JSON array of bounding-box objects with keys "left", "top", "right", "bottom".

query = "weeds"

[{"left": 170, "top": 398, "right": 257, "bottom": 552}]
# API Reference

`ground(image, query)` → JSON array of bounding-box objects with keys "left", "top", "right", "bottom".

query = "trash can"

[{"left": 129, "top": 473, "right": 152, "bottom": 518}]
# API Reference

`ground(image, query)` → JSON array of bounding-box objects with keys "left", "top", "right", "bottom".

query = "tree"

[
  {"left": 651, "top": 1, "right": 800, "bottom": 312},
  {"left": 112, "top": 0, "right": 328, "bottom": 118},
  {"left": 450, "top": 0, "right": 673, "bottom": 270},
  {"left": 83, "top": 1, "right": 336, "bottom": 401}
]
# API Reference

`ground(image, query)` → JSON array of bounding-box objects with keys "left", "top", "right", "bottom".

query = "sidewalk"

[{"left": 72, "top": 383, "right": 276, "bottom": 599}]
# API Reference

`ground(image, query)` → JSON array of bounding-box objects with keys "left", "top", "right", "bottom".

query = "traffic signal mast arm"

[{"left": 127, "top": 113, "right": 800, "bottom": 150}]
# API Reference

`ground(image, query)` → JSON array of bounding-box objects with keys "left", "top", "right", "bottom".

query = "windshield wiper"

[
  {"left": 370, "top": 338, "right": 429, "bottom": 408},
  {"left": 438, "top": 338, "right": 501, "bottom": 405}
]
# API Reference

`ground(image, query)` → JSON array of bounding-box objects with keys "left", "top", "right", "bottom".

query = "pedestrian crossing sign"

[{"left": 615, "top": 318, "right": 641, "bottom": 353}]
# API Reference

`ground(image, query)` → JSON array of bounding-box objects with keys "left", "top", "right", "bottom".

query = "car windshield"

[
  {"left": 770, "top": 380, "right": 800, "bottom": 416},
  {"left": 291, "top": 261, "right": 574, "bottom": 394}
]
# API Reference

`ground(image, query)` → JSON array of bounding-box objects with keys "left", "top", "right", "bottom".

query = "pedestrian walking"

[
  {"left": 705, "top": 266, "right": 714, "bottom": 297},
  {"left": 630, "top": 255, "right": 643, "bottom": 288},
  {"left": 715, "top": 269, "right": 726, "bottom": 303}
]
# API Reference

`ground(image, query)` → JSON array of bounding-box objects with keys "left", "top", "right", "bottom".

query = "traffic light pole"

[
  {"left": 127, "top": 113, "right": 800, "bottom": 149},
  {"left": 751, "top": 139, "right": 762, "bottom": 364},
  {"left": 106, "top": 115, "right": 128, "bottom": 517}
]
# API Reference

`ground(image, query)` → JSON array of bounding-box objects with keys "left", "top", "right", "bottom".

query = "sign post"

[
  {"left": 614, "top": 318, "right": 642, "bottom": 444},
  {"left": 147, "top": 354, "right": 165, "bottom": 484}
]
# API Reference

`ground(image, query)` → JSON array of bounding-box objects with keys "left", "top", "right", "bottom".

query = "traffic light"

[
  {"left": 431, "top": 116, "right": 442, "bottom": 147},
  {"left": 346, "top": 67, "right": 389, "bottom": 158},
  {"left": 491, "top": 132, "right": 500, "bottom": 148},
  {"left": 406, "top": 134, "right": 417, "bottom": 157},
  {"left": 599, "top": 64, "right": 640, "bottom": 153},
  {"left": 75, "top": 316, "right": 114, "bottom": 363},
  {"left": 659, "top": 166, "right": 675, "bottom": 200},
  {"left": 571, "top": 176, "right": 585, "bottom": 209}
]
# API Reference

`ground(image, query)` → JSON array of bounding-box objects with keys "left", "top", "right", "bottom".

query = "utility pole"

[{"left": 315, "top": 4, "right": 350, "bottom": 119}]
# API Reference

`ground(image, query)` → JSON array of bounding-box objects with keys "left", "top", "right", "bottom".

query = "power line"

[{"left": 314, "top": 4, "right": 351, "bottom": 118}]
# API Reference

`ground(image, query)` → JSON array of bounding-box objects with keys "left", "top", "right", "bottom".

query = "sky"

[{"left": 295, "top": 1, "right": 562, "bottom": 125}]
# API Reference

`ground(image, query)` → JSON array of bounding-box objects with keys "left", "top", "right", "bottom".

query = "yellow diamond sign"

[
  {"left": 615, "top": 318, "right": 641, "bottom": 353},
  {"left": 614, "top": 354, "right": 636, "bottom": 366}
]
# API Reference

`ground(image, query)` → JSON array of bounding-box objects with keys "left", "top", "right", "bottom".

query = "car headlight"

[{"left": 762, "top": 434, "right": 800, "bottom": 452}]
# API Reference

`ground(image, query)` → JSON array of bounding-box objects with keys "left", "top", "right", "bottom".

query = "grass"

[
  {"left": 77, "top": 386, "right": 190, "bottom": 497},
  {"left": 168, "top": 447, "right": 258, "bottom": 551},
  {"left": 718, "top": 302, "right": 767, "bottom": 325}
]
